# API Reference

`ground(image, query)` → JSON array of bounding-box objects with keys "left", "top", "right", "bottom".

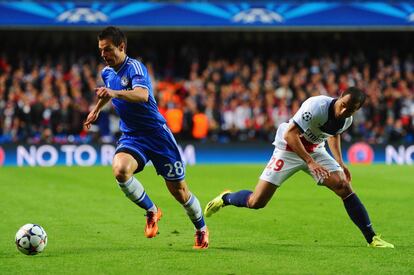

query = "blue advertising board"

[
  {"left": 0, "top": 142, "right": 413, "bottom": 167},
  {"left": 0, "top": 2, "right": 414, "bottom": 29}
]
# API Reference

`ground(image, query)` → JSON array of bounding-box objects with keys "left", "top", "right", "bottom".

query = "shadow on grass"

[
  {"left": 172, "top": 246, "right": 247, "bottom": 253},
  {"left": 13, "top": 246, "right": 141, "bottom": 258},
  {"left": 0, "top": 242, "right": 366, "bottom": 260},
  {"left": 269, "top": 242, "right": 361, "bottom": 248},
  {"left": 0, "top": 251, "right": 54, "bottom": 259}
]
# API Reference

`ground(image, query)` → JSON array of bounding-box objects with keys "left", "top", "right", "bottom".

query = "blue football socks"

[
  {"left": 343, "top": 193, "right": 375, "bottom": 243},
  {"left": 223, "top": 190, "right": 253, "bottom": 207}
]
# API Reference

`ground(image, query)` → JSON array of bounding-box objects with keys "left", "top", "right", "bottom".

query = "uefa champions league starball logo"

[
  {"left": 57, "top": 8, "right": 108, "bottom": 23},
  {"left": 233, "top": 8, "right": 283, "bottom": 24},
  {"left": 302, "top": 112, "right": 312, "bottom": 121}
]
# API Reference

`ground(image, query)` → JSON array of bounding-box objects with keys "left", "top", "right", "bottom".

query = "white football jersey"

[{"left": 274, "top": 95, "right": 353, "bottom": 152}]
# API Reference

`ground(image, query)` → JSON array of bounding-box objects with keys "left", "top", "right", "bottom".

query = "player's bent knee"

[
  {"left": 248, "top": 198, "right": 268, "bottom": 209},
  {"left": 113, "top": 165, "right": 132, "bottom": 182},
  {"left": 334, "top": 179, "right": 353, "bottom": 198},
  {"left": 341, "top": 182, "right": 353, "bottom": 197}
]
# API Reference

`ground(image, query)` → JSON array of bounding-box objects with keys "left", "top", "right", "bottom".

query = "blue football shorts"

[{"left": 115, "top": 124, "right": 185, "bottom": 181}]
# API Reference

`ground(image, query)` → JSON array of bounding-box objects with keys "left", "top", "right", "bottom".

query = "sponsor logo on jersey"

[{"left": 303, "top": 128, "right": 324, "bottom": 144}]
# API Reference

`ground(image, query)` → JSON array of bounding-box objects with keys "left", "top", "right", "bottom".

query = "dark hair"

[
  {"left": 98, "top": 26, "right": 127, "bottom": 50},
  {"left": 341, "top": 87, "right": 366, "bottom": 107}
]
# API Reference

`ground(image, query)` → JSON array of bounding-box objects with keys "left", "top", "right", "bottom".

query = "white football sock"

[
  {"left": 117, "top": 177, "right": 157, "bottom": 212},
  {"left": 183, "top": 193, "right": 206, "bottom": 231}
]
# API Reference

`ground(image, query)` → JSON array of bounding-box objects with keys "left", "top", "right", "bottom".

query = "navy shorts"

[{"left": 115, "top": 124, "right": 185, "bottom": 181}]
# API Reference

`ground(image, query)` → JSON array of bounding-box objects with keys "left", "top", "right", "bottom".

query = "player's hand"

[
  {"left": 84, "top": 110, "right": 100, "bottom": 130},
  {"left": 307, "top": 160, "right": 330, "bottom": 181},
  {"left": 341, "top": 164, "right": 352, "bottom": 183},
  {"left": 95, "top": 87, "right": 115, "bottom": 99}
]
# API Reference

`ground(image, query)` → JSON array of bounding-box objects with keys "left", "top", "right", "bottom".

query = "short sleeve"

[
  {"left": 128, "top": 61, "right": 149, "bottom": 90},
  {"left": 292, "top": 98, "right": 321, "bottom": 132},
  {"left": 338, "top": 116, "right": 353, "bottom": 134},
  {"left": 101, "top": 67, "right": 110, "bottom": 87}
]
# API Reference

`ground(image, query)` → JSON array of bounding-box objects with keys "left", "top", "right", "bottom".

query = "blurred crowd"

[{"left": 0, "top": 49, "right": 413, "bottom": 144}]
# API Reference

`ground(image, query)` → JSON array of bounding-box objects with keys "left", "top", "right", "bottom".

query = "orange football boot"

[
  {"left": 193, "top": 227, "right": 209, "bottom": 249},
  {"left": 145, "top": 208, "right": 162, "bottom": 238}
]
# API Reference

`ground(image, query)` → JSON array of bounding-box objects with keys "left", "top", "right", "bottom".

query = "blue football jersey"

[{"left": 101, "top": 56, "right": 166, "bottom": 135}]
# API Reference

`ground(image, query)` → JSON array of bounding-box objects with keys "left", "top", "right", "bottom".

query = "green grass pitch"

[{"left": 1, "top": 165, "right": 413, "bottom": 274}]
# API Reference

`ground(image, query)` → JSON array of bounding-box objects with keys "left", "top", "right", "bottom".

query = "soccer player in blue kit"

[{"left": 84, "top": 26, "right": 208, "bottom": 249}]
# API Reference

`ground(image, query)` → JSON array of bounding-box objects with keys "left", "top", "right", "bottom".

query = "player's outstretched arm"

[
  {"left": 118, "top": 87, "right": 149, "bottom": 102},
  {"left": 284, "top": 123, "right": 330, "bottom": 180},
  {"left": 96, "top": 86, "right": 149, "bottom": 103},
  {"left": 327, "top": 135, "right": 344, "bottom": 166},
  {"left": 84, "top": 97, "right": 111, "bottom": 129},
  {"left": 327, "top": 135, "right": 352, "bottom": 182}
]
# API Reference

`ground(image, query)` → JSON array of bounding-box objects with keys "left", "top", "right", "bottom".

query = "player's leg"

[
  {"left": 224, "top": 179, "right": 277, "bottom": 208},
  {"left": 165, "top": 179, "right": 208, "bottom": 249},
  {"left": 204, "top": 180, "right": 277, "bottom": 218},
  {"left": 205, "top": 149, "right": 302, "bottom": 217},
  {"left": 323, "top": 172, "right": 375, "bottom": 244},
  {"left": 112, "top": 150, "right": 161, "bottom": 238},
  {"left": 113, "top": 152, "right": 156, "bottom": 212},
  {"left": 311, "top": 151, "right": 393, "bottom": 248},
  {"left": 150, "top": 124, "right": 208, "bottom": 248}
]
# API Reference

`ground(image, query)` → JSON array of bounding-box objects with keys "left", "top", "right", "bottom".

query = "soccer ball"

[{"left": 15, "top": 224, "right": 48, "bottom": 255}]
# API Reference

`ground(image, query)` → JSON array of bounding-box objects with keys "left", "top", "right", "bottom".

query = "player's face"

[
  {"left": 336, "top": 94, "right": 362, "bottom": 119},
  {"left": 98, "top": 39, "right": 124, "bottom": 68}
]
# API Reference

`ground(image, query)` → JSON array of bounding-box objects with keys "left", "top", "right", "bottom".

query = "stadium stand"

[{"left": 0, "top": 31, "right": 413, "bottom": 144}]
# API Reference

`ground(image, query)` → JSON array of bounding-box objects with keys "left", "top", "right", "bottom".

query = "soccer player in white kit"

[{"left": 205, "top": 87, "right": 394, "bottom": 248}]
